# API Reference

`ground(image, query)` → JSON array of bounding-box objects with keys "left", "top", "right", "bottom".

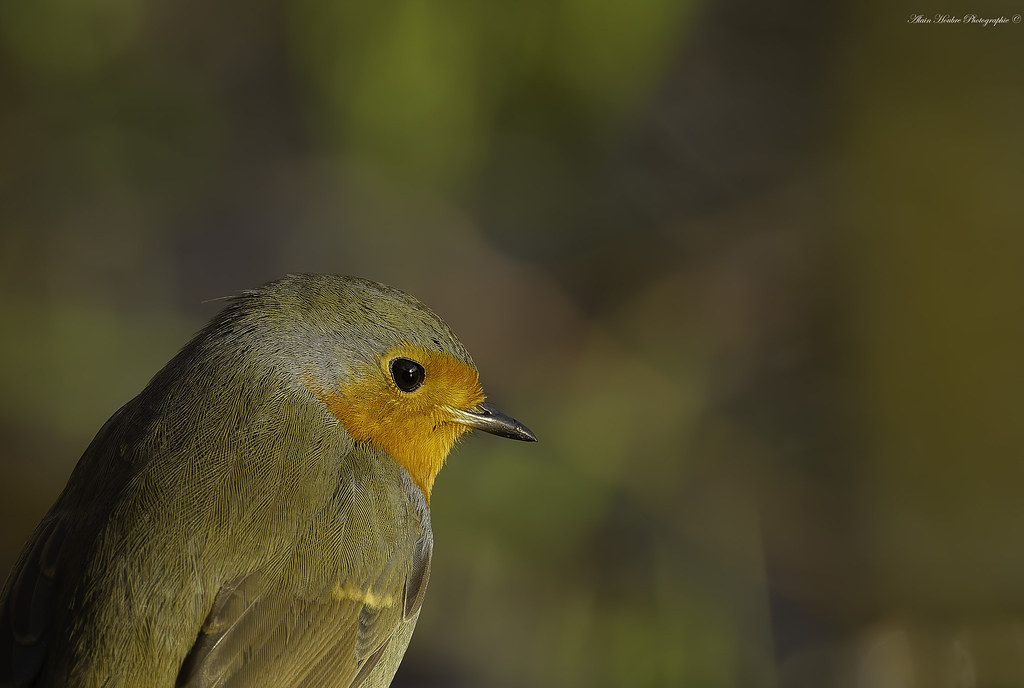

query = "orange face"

[{"left": 314, "top": 343, "right": 486, "bottom": 497}]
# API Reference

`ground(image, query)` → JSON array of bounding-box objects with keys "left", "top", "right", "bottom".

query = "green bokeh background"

[{"left": 1, "top": 0, "right": 1022, "bottom": 685}]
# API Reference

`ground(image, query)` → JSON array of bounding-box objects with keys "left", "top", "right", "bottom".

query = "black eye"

[{"left": 390, "top": 357, "right": 425, "bottom": 393}]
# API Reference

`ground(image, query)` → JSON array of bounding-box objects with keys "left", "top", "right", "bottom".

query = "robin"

[{"left": 0, "top": 274, "right": 536, "bottom": 687}]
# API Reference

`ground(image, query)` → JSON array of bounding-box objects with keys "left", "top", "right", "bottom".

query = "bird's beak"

[{"left": 450, "top": 402, "right": 537, "bottom": 442}]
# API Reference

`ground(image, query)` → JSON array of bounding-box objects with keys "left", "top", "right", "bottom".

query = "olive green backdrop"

[{"left": 1, "top": 0, "right": 1022, "bottom": 685}]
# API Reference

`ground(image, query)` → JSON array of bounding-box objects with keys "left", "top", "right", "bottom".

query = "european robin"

[{"left": 0, "top": 274, "right": 535, "bottom": 687}]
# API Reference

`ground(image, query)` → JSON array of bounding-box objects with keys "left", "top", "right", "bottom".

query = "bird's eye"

[{"left": 390, "top": 357, "right": 425, "bottom": 393}]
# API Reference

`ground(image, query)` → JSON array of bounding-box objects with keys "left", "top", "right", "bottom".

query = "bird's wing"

[
  {"left": 1, "top": 405, "right": 434, "bottom": 688},
  {"left": 176, "top": 470, "right": 433, "bottom": 688},
  {"left": 0, "top": 514, "right": 71, "bottom": 687},
  {"left": 1, "top": 406, "right": 137, "bottom": 688},
  {"left": 3, "top": 505, "right": 430, "bottom": 688}
]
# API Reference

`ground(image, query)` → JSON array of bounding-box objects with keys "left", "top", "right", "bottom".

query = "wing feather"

[
  {"left": 3, "top": 401, "right": 433, "bottom": 688},
  {"left": 176, "top": 458, "right": 433, "bottom": 688}
]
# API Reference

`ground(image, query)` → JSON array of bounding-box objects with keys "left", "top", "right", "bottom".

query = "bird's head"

[{"left": 224, "top": 274, "right": 535, "bottom": 497}]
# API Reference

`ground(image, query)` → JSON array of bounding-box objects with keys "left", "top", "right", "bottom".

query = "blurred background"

[{"left": 1, "top": 0, "right": 1022, "bottom": 685}]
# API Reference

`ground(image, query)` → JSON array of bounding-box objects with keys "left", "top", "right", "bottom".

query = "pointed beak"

[{"left": 450, "top": 401, "right": 537, "bottom": 442}]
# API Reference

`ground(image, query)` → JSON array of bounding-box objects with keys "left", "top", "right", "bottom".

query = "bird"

[{"left": 0, "top": 273, "right": 536, "bottom": 688}]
